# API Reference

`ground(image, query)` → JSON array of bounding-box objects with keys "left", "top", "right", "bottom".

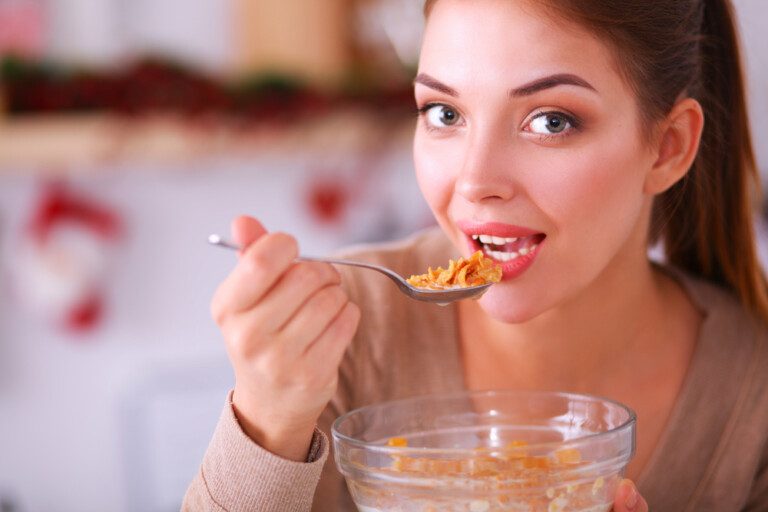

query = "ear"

[{"left": 644, "top": 97, "right": 705, "bottom": 195}]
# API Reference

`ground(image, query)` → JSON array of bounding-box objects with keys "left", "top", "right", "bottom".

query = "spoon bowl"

[{"left": 208, "top": 234, "right": 494, "bottom": 305}]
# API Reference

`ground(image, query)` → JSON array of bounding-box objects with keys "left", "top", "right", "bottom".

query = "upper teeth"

[{"left": 472, "top": 234, "right": 519, "bottom": 244}]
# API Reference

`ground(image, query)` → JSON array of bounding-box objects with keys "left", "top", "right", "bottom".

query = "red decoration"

[
  {"left": 67, "top": 292, "right": 103, "bottom": 331},
  {"left": 1, "top": 57, "right": 415, "bottom": 119},
  {"left": 28, "top": 183, "right": 121, "bottom": 244},
  {"left": 14, "top": 181, "right": 123, "bottom": 333},
  {"left": 305, "top": 179, "right": 350, "bottom": 224}
]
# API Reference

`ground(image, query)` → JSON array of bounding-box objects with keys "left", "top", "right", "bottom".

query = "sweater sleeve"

[
  {"left": 181, "top": 392, "right": 329, "bottom": 512},
  {"left": 182, "top": 243, "right": 379, "bottom": 511},
  {"left": 310, "top": 370, "right": 358, "bottom": 511}
]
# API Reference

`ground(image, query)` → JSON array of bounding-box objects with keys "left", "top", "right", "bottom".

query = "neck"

[{"left": 460, "top": 249, "right": 676, "bottom": 393}]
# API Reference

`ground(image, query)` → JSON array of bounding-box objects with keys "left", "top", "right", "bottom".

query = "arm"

[
  {"left": 182, "top": 216, "right": 360, "bottom": 511},
  {"left": 182, "top": 393, "right": 329, "bottom": 512},
  {"left": 182, "top": 372, "right": 359, "bottom": 512}
]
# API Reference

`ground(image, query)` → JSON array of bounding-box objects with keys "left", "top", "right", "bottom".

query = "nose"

[{"left": 455, "top": 131, "right": 517, "bottom": 204}]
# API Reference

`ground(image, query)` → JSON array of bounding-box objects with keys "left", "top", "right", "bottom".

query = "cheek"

[{"left": 528, "top": 140, "right": 649, "bottom": 238}]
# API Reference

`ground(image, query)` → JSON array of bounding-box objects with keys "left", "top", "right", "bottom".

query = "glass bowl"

[{"left": 332, "top": 390, "right": 636, "bottom": 512}]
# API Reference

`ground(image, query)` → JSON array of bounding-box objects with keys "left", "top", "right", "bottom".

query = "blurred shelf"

[{"left": 0, "top": 111, "right": 415, "bottom": 174}]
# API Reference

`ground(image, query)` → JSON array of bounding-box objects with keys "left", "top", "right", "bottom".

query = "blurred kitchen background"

[{"left": 0, "top": 1, "right": 766, "bottom": 511}]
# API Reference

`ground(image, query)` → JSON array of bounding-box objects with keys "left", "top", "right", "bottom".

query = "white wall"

[
  {"left": 734, "top": 0, "right": 768, "bottom": 176},
  {"left": 0, "top": 148, "right": 432, "bottom": 512},
  {"left": 47, "top": 0, "right": 233, "bottom": 72}
]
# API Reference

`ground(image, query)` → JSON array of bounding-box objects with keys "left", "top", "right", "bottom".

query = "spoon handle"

[
  {"left": 207, "top": 234, "right": 408, "bottom": 287},
  {"left": 295, "top": 255, "right": 404, "bottom": 280},
  {"left": 207, "top": 235, "right": 240, "bottom": 251}
]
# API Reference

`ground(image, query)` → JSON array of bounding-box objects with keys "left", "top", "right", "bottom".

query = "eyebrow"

[
  {"left": 414, "top": 73, "right": 458, "bottom": 96},
  {"left": 510, "top": 73, "right": 596, "bottom": 97},
  {"left": 413, "top": 72, "right": 596, "bottom": 98}
]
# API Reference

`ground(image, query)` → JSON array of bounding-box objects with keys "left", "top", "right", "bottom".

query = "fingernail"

[{"left": 624, "top": 480, "right": 639, "bottom": 510}]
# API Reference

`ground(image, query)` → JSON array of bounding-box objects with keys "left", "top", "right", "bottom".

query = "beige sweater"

[{"left": 183, "top": 228, "right": 768, "bottom": 512}]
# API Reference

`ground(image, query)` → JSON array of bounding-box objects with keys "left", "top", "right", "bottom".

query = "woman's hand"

[
  {"left": 612, "top": 479, "right": 649, "bottom": 512},
  {"left": 211, "top": 215, "right": 361, "bottom": 462}
]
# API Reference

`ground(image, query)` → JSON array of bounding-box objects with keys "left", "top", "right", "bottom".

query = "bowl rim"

[{"left": 331, "top": 388, "right": 637, "bottom": 456}]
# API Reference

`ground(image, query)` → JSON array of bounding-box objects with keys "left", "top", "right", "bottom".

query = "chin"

[{"left": 476, "top": 286, "right": 546, "bottom": 324}]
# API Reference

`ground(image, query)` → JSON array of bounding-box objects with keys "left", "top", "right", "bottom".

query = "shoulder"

[
  {"left": 662, "top": 264, "right": 768, "bottom": 353},
  {"left": 656, "top": 266, "right": 768, "bottom": 504},
  {"left": 662, "top": 264, "right": 768, "bottom": 422},
  {"left": 669, "top": 265, "right": 768, "bottom": 434}
]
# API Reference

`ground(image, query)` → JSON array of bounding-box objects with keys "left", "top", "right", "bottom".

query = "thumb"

[
  {"left": 231, "top": 215, "right": 267, "bottom": 253},
  {"left": 613, "top": 479, "right": 648, "bottom": 512}
]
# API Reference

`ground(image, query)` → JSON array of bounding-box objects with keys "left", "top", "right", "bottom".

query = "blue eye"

[
  {"left": 528, "top": 112, "right": 574, "bottom": 135},
  {"left": 422, "top": 104, "right": 462, "bottom": 128}
]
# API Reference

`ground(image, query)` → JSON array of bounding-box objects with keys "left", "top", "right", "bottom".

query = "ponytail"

[{"left": 653, "top": 0, "right": 768, "bottom": 322}]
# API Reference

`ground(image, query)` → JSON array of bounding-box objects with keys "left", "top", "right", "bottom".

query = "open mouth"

[
  {"left": 456, "top": 221, "right": 547, "bottom": 280},
  {"left": 469, "top": 232, "right": 547, "bottom": 262}
]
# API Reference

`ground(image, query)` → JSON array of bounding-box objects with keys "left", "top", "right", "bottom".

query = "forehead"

[{"left": 420, "top": 0, "right": 625, "bottom": 94}]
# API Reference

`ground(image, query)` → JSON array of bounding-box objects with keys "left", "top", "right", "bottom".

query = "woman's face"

[{"left": 414, "top": 0, "right": 659, "bottom": 323}]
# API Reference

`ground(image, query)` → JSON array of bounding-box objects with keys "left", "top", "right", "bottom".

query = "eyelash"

[
  {"left": 415, "top": 102, "right": 451, "bottom": 132},
  {"left": 415, "top": 103, "right": 582, "bottom": 141},
  {"left": 528, "top": 110, "right": 581, "bottom": 141},
  {"left": 415, "top": 103, "right": 439, "bottom": 115}
]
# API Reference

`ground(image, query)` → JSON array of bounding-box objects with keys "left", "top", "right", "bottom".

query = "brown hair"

[{"left": 424, "top": 0, "right": 768, "bottom": 322}]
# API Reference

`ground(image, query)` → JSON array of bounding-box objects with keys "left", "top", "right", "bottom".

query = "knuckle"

[
  {"left": 210, "top": 297, "right": 226, "bottom": 325},
  {"left": 297, "top": 262, "right": 339, "bottom": 291},
  {"left": 323, "top": 263, "right": 342, "bottom": 284},
  {"left": 271, "top": 232, "right": 299, "bottom": 259},
  {"left": 327, "top": 262, "right": 341, "bottom": 279},
  {"left": 333, "top": 303, "right": 361, "bottom": 339},
  {"left": 226, "top": 321, "right": 267, "bottom": 360},
  {"left": 337, "top": 299, "right": 358, "bottom": 324},
  {"left": 242, "top": 233, "right": 295, "bottom": 276},
  {"left": 297, "top": 263, "right": 325, "bottom": 290},
  {"left": 345, "top": 301, "right": 361, "bottom": 322},
  {"left": 225, "top": 323, "right": 251, "bottom": 354},
  {"left": 243, "top": 250, "right": 273, "bottom": 277},
  {"left": 210, "top": 280, "right": 234, "bottom": 324},
  {"left": 319, "top": 285, "right": 347, "bottom": 312}
]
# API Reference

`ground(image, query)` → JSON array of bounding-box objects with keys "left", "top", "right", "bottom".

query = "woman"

[{"left": 184, "top": 0, "right": 768, "bottom": 510}]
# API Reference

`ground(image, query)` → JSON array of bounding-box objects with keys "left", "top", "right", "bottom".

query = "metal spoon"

[{"left": 208, "top": 234, "right": 493, "bottom": 305}]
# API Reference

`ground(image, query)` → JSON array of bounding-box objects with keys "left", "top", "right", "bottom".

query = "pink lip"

[
  {"left": 456, "top": 220, "right": 541, "bottom": 238},
  {"left": 456, "top": 220, "right": 546, "bottom": 281},
  {"left": 490, "top": 242, "right": 545, "bottom": 280}
]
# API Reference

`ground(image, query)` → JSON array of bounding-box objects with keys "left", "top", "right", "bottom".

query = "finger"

[
  {"left": 251, "top": 262, "right": 341, "bottom": 334},
  {"left": 232, "top": 215, "right": 267, "bottom": 253},
  {"left": 613, "top": 479, "right": 648, "bottom": 512},
  {"left": 305, "top": 301, "right": 360, "bottom": 367},
  {"left": 212, "top": 232, "right": 298, "bottom": 318},
  {"left": 278, "top": 284, "right": 349, "bottom": 356}
]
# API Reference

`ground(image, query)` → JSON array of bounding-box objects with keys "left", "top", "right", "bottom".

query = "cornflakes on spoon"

[{"left": 407, "top": 251, "right": 502, "bottom": 290}]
